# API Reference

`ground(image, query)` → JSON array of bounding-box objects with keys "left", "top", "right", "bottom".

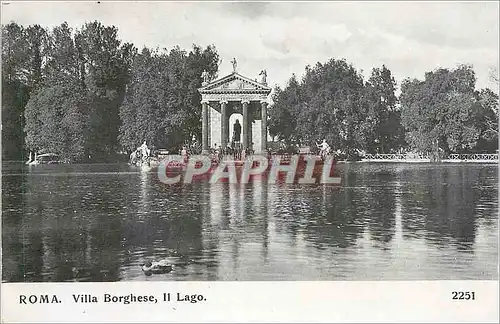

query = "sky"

[{"left": 2, "top": 1, "right": 499, "bottom": 92}]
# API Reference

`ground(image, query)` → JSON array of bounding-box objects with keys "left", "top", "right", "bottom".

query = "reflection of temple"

[
  {"left": 198, "top": 61, "right": 272, "bottom": 154},
  {"left": 200, "top": 182, "right": 271, "bottom": 279}
]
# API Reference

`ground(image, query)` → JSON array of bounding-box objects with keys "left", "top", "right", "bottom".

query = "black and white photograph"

[{"left": 1, "top": 0, "right": 498, "bottom": 321}]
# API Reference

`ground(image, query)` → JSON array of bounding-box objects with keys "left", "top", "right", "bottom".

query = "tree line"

[
  {"left": 2, "top": 21, "right": 498, "bottom": 162},
  {"left": 269, "top": 60, "right": 498, "bottom": 159},
  {"left": 2, "top": 21, "right": 218, "bottom": 162}
]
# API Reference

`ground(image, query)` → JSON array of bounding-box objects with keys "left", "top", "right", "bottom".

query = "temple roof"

[{"left": 198, "top": 72, "right": 271, "bottom": 94}]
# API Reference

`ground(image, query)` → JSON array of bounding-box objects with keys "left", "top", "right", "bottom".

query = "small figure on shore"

[
  {"left": 181, "top": 146, "right": 188, "bottom": 163},
  {"left": 129, "top": 150, "right": 137, "bottom": 165},
  {"left": 129, "top": 141, "right": 150, "bottom": 166},
  {"left": 138, "top": 141, "right": 150, "bottom": 158},
  {"left": 233, "top": 142, "right": 242, "bottom": 161},
  {"left": 212, "top": 143, "right": 221, "bottom": 163},
  {"left": 225, "top": 143, "right": 233, "bottom": 158},
  {"left": 316, "top": 139, "right": 331, "bottom": 159}
]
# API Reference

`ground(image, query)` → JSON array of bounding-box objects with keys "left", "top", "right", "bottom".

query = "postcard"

[{"left": 1, "top": 1, "right": 498, "bottom": 322}]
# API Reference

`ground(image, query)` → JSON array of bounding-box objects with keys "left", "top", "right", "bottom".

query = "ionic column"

[
  {"left": 220, "top": 100, "right": 229, "bottom": 149},
  {"left": 242, "top": 100, "right": 250, "bottom": 150},
  {"left": 207, "top": 106, "right": 211, "bottom": 148},
  {"left": 202, "top": 100, "right": 209, "bottom": 154},
  {"left": 248, "top": 110, "right": 253, "bottom": 151},
  {"left": 260, "top": 100, "right": 268, "bottom": 154}
]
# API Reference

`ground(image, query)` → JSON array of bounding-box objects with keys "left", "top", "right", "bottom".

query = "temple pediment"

[{"left": 199, "top": 72, "right": 271, "bottom": 94}]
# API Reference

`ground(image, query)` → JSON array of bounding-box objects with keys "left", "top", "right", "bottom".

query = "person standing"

[{"left": 181, "top": 146, "right": 188, "bottom": 163}]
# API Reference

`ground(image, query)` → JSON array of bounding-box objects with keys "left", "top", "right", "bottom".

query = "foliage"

[
  {"left": 2, "top": 23, "right": 32, "bottom": 160},
  {"left": 10, "top": 21, "right": 136, "bottom": 162},
  {"left": 24, "top": 82, "right": 88, "bottom": 161},
  {"left": 473, "top": 88, "right": 498, "bottom": 152},
  {"left": 2, "top": 23, "right": 29, "bottom": 83},
  {"left": 363, "top": 65, "right": 405, "bottom": 153},
  {"left": 1, "top": 80, "right": 30, "bottom": 160},
  {"left": 118, "top": 45, "right": 219, "bottom": 152},
  {"left": 74, "top": 21, "right": 136, "bottom": 161},
  {"left": 3, "top": 21, "right": 498, "bottom": 162},
  {"left": 400, "top": 65, "right": 498, "bottom": 155},
  {"left": 5, "top": 21, "right": 218, "bottom": 161},
  {"left": 268, "top": 60, "right": 403, "bottom": 157},
  {"left": 268, "top": 75, "right": 300, "bottom": 144}
]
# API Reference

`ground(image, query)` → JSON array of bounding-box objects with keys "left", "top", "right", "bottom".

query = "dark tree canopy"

[
  {"left": 363, "top": 65, "right": 405, "bottom": 153},
  {"left": 3, "top": 21, "right": 221, "bottom": 162},
  {"left": 118, "top": 44, "right": 219, "bottom": 152},
  {"left": 17, "top": 21, "right": 136, "bottom": 162},
  {"left": 400, "top": 65, "right": 498, "bottom": 155},
  {"left": 268, "top": 60, "right": 404, "bottom": 157}
]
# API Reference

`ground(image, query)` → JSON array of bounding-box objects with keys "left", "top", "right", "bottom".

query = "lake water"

[{"left": 2, "top": 162, "right": 498, "bottom": 282}]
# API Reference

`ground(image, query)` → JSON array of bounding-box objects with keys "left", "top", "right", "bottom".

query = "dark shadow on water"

[{"left": 399, "top": 165, "right": 497, "bottom": 252}]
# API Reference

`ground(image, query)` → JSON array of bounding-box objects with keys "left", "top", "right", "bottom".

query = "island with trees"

[{"left": 2, "top": 21, "right": 498, "bottom": 163}]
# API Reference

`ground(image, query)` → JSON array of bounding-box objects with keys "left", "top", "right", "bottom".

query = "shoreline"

[
  {"left": 358, "top": 159, "right": 498, "bottom": 164},
  {"left": 3, "top": 159, "right": 499, "bottom": 165}
]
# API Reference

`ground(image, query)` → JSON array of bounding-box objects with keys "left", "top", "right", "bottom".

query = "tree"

[
  {"left": 24, "top": 82, "right": 88, "bottom": 161},
  {"left": 75, "top": 21, "right": 136, "bottom": 161},
  {"left": 24, "top": 24, "right": 50, "bottom": 89},
  {"left": 183, "top": 44, "right": 220, "bottom": 144},
  {"left": 43, "top": 22, "right": 80, "bottom": 85},
  {"left": 400, "top": 64, "right": 497, "bottom": 157},
  {"left": 473, "top": 88, "right": 498, "bottom": 152},
  {"left": 21, "top": 21, "right": 135, "bottom": 162},
  {"left": 483, "top": 68, "right": 499, "bottom": 144},
  {"left": 22, "top": 22, "right": 85, "bottom": 161},
  {"left": 363, "top": 65, "right": 404, "bottom": 153},
  {"left": 489, "top": 67, "right": 499, "bottom": 85},
  {"left": 268, "top": 75, "right": 300, "bottom": 145},
  {"left": 2, "top": 23, "right": 30, "bottom": 160},
  {"left": 1, "top": 23, "right": 49, "bottom": 161},
  {"left": 2, "top": 23, "right": 29, "bottom": 83},
  {"left": 268, "top": 58, "right": 368, "bottom": 158},
  {"left": 118, "top": 44, "right": 219, "bottom": 152},
  {"left": 2, "top": 80, "right": 30, "bottom": 160}
]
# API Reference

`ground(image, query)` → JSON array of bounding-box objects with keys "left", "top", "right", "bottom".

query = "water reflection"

[
  {"left": 399, "top": 166, "right": 492, "bottom": 249},
  {"left": 1, "top": 163, "right": 498, "bottom": 282}
]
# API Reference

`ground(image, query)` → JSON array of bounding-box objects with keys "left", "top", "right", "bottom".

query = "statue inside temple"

[{"left": 233, "top": 119, "right": 241, "bottom": 143}]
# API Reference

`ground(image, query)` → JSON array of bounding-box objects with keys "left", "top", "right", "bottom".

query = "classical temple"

[{"left": 198, "top": 60, "right": 271, "bottom": 155}]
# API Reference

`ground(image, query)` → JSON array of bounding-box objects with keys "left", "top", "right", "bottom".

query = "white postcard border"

[{"left": 1, "top": 281, "right": 498, "bottom": 323}]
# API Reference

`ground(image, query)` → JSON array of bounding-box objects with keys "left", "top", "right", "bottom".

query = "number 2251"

[{"left": 452, "top": 291, "right": 475, "bottom": 300}]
